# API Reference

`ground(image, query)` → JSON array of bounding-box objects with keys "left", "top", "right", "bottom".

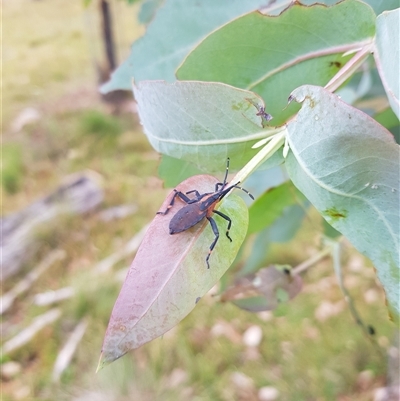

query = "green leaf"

[
  {"left": 267, "top": 204, "right": 307, "bottom": 243},
  {"left": 374, "top": 107, "right": 400, "bottom": 131},
  {"left": 248, "top": 181, "right": 304, "bottom": 234},
  {"left": 158, "top": 155, "right": 203, "bottom": 187},
  {"left": 241, "top": 204, "right": 306, "bottom": 276},
  {"left": 323, "top": 219, "right": 342, "bottom": 239},
  {"left": 177, "top": 0, "right": 376, "bottom": 126},
  {"left": 222, "top": 265, "right": 302, "bottom": 312},
  {"left": 101, "top": 0, "right": 268, "bottom": 93},
  {"left": 285, "top": 85, "right": 400, "bottom": 320},
  {"left": 133, "top": 80, "right": 276, "bottom": 172},
  {"left": 138, "top": 0, "right": 163, "bottom": 24},
  {"left": 363, "top": 0, "right": 400, "bottom": 15},
  {"left": 374, "top": 107, "right": 400, "bottom": 144},
  {"left": 231, "top": 296, "right": 270, "bottom": 312},
  {"left": 374, "top": 9, "right": 400, "bottom": 119},
  {"left": 225, "top": 0, "right": 389, "bottom": 16},
  {"left": 99, "top": 175, "right": 249, "bottom": 367}
]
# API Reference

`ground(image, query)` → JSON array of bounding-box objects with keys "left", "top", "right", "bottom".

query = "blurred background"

[{"left": 2, "top": 1, "right": 398, "bottom": 400}]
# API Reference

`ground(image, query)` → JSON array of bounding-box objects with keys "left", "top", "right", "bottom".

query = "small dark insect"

[
  {"left": 329, "top": 61, "right": 342, "bottom": 68},
  {"left": 245, "top": 98, "right": 273, "bottom": 127},
  {"left": 256, "top": 106, "right": 273, "bottom": 123},
  {"left": 157, "top": 158, "right": 254, "bottom": 268}
]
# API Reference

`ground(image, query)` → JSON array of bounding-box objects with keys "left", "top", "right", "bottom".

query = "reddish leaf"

[
  {"left": 99, "top": 175, "right": 249, "bottom": 368},
  {"left": 221, "top": 265, "right": 303, "bottom": 312}
]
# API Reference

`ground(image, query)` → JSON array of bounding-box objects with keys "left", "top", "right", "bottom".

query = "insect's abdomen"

[{"left": 169, "top": 203, "right": 206, "bottom": 234}]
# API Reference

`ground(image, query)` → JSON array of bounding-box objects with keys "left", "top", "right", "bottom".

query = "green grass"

[
  {"left": 2, "top": 1, "right": 397, "bottom": 401},
  {"left": 2, "top": 143, "right": 24, "bottom": 194}
]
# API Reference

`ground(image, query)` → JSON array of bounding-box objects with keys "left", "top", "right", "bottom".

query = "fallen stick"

[
  {"left": 94, "top": 223, "right": 149, "bottom": 274},
  {"left": 33, "top": 286, "right": 75, "bottom": 307},
  {"left": 1, "top": 171, "right": 103, "bottom": 279},
  {"left": 52, "top": 318, "right": 89, "bottom": 382},
  {"left": 1, "top": 250, "right": 66, "bottom": 314},
  {"left": 1, "top": 308, "right": 62, "bottom": 355}
]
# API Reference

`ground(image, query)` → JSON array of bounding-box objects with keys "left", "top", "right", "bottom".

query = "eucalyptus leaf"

[
  {"left": 323, "top": 220, "right": 342, "bottom": 239},
  {"left": 252, "top": 0, "right": 398, "bottom": 17},
  {"left": 374, "top": 9, "right": 400, "bottom": 119},
  {"left": 177, "top": 0, "right": 376, "bottom": 125},
  {"left": 101, "top": 0, "right": 268, "bottom": 92},
  {"left": 364, "top": 0, "right": 400, "bottom": 15},
  {"left": 158, "top": 155, "right": 203, "bottom": 187},
  {"left": 133, "top": 80, "right": 275, "bottom": 172},
  {"left": 138, "top": 0, "right": 163, "bottom": 24},
  {"left": 222, "top": 265, "right": 302, "bottom": 312},
  {"left": 243, "top": 166, "right": 288, "bottom": 201},
  {"left": 373, "top": 108, "right": 400, "bottom": 144},
  {"left": 285, "top": 85, "right": 400, "bottom": 320},
  {"left": 267, "top": 204, "right": 307, "bottom": 243},
  {"left": 258, "top": 0, "right": 341, "bottom": 16},
  {"left": 99, "top": 175, "right": 248, "bottom": 367},
  {"left": 248, "top": 181, "right": 304, "bottom": 234},
  {"left": 240, "top": 204, "right": 306, "bottom": 276}
]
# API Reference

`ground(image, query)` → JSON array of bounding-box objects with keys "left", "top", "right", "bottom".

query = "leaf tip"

[
  {"left": 96, "top": 353, "right": 105, "bottom": 373},
  {"left": 96, "top": 351, "right": 113, "bottom": 373}
]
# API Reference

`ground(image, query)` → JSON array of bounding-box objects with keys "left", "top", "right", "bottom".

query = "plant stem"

[
  {"left": 292, "top": 245, "right": 333, "bottom": 276},
  {"left": 231, "top": 129, "right": 286, "bottom": 185},
  {"left": 325, "top": 44, "right": 372, "bottom": 92}
]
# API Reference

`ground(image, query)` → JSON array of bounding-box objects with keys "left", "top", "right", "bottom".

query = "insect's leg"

[
  {"left": 213, "top": 210, "right": 232, "bottom": 242},
  {"left": 215, "top": 182, "right": 224, "bottom": 191},
  {"left": 186, "top": 189, "right": 201, "bottom": 199},
  {"left": 214, "top": 158, "right": 230, "bottom": 191},
  {"left": 156, "top": 190, "right": 192, "bottom": 215},
  {"left": 205, "top": 216, "right": 219, "bottom": 269}
]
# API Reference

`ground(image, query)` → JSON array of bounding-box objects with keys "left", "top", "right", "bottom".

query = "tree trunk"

[{"left": 100, "top": 0, "right": 116, "bottom": 74}]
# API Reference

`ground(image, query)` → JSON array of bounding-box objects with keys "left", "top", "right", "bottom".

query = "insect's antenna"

[
  {"left": 233, "top": 184, "right": 254, "bottom": 200},
  {"left": 222, "top": 158, "right": 230, "bottom": 187},
  {"left": 219, "top": 181, "right": 254, "bottom": 201}
]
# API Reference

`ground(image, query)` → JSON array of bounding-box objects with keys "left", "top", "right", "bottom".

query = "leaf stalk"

[{"left": 230, "top": 129, "right": 287, "bottom": 186}]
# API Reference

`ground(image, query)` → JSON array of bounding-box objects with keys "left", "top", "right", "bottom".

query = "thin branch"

[
  {"left": 325, "top": 44, "right": 373, "bottom": 93},
  {"left": 52, "top": 318, "right": 89, "bottom": 382},
  {"left": 1, "top": 250, "right": 66, "bottom": 314},
  {"left": 1, "top": 309, "right": 62, "bottom": 355},
  {"left": 33, "top": 287, "right": 75, "bottom": 307},
  {"left": 94, "top": 223, "right": 149, "bottom": 274},
  {"left": 231, "top": 130, "right": 286, "bottom": 187},
  {"left": 292, "top": 246, "right": 333, "bottom": 276},
  {"left": 330, "top": 240, "right": 384, "bottom": 354}
]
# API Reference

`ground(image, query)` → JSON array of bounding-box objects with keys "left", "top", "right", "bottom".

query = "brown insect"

[{"left": 157, "top": 158, "right": 253, "bottom": 268}]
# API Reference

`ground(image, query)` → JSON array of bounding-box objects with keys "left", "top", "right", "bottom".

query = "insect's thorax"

[{"left": 200, "top": 192, "right": 223, "bottom": 211}]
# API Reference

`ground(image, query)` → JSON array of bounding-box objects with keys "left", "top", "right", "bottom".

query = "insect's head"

[{"left": 217, "top": 158, "right": 254, "bottom": 201}]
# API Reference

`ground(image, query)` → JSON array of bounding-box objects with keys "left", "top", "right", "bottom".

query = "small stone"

[
  {"left": 167, "top": 368, "right": 187, "bottom": 388},
  {"left": 1, "top": 361, "right": 21, "bottom": 379},
  {"left": 357, "top": 370, "right": 374, "bottom": 390},
  {"left": 14, "top": 385, "right": 31, "bottom": 400},
  {"left": 230, "top": 372, "right": 254, "bottom": 390},
  {"left": 364, "top": 288, "right": 379, "bottom": 304},
  {"left": 243, "top": 325, "right": 263, "bottom": 347},
  {"left": 257, "top": 311, "right": 273, "bottom": 322},
  {"left": 314, "top": 301, "right": 344, "bottom": 322},
  {"left": 258, "top": 386, "right": 280, "bottom": 401},
  {"left": 11, "top": 107, "right": 41, "bottom": 133}
]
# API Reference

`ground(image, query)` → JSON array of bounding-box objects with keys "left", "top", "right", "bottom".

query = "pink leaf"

[{"left": 99, "top": 174, "right": 248, "bottom": 369}]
